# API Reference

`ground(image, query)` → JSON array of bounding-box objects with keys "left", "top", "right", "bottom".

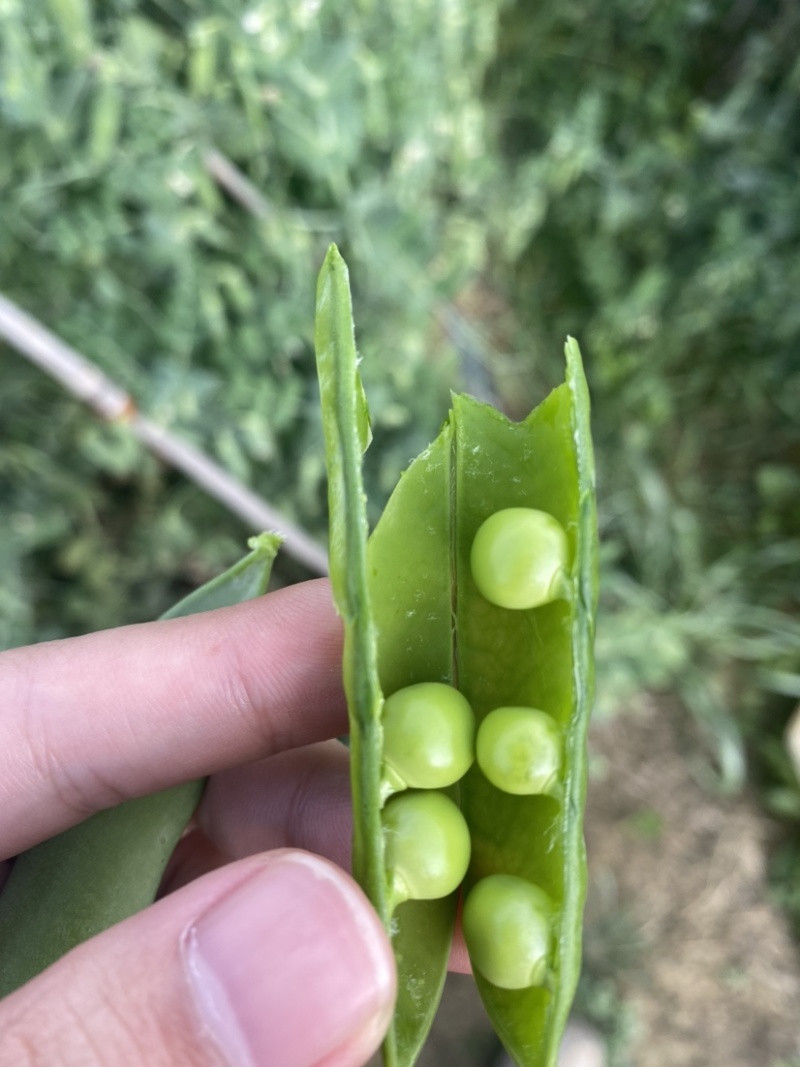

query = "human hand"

[{"left": 0, "top": 579, "right": 397, "bottom": 1067}]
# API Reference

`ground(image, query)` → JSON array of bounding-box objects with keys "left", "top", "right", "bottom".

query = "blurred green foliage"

[{"left": 0, "top": 0, "right": 499, "bottom": 645}]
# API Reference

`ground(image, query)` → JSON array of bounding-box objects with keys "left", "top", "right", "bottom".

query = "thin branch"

[
  {"left": 203, "top": 149, "right": 272, "bottom": 219},
  {"left": 204, "top": 151, "right": 508, "bottom": 411},
  {"left": 0, "top": 292, "right": 329, "bottom": 576},
  {"left": 203, "top": 147, "right": 339, "bottom": 232}
]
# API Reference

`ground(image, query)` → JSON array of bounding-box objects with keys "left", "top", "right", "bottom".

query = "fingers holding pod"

[
  {"left": 162, "top": 743, "right": 475, "bottom": 975},
  {"left": 199, "top": 741, "right": 353, "bottom": 871},
  {"left": 0, "top": 580, "right": 346, "bottom": 859},
  {"left": 0, "top": 851, "right": 396, "bottom": 1067},
  {"left": 159, "top": 741, "right": 352, "bottom": 896}
]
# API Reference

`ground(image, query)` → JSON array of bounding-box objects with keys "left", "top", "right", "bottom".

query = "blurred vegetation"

[
  {"left": 2, "top": 0, "right": 800, "bottom": 1028},
  {"left": 0, "top": 0, "right": 499, "bottom": 643}
]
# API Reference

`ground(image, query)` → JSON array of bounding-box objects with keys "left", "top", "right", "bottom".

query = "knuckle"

[
  {"left": 1, "top": 647, "right": 128, "bottom": 821},
  {"left": 0, "top": 990, "right": 58, "bottom": 1067},
  {"left": 23, "top": 701, "right": 127, "bottom": 822},
  {"left": 285, "top": 747, "right": 328, "bottom": 846},
  {"left": 1, "top": 1027, "right": 45, "bottom": 1067},
  {"left": 224, "top": 640, "right": 285, "bottom": 755}
]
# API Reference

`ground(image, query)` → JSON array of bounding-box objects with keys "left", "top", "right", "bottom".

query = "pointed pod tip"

[
  {"left": 317, "top": 244, "right": 350, "bottom": 306},
  {"left": 564, "top": 335, "right": 582, "bottom": 366},
  {"left": 323, "top": 242, "right": 345, "bottom": 269},
  {"left": 247, "top": 531, "right": 285, "bottom": 558}
]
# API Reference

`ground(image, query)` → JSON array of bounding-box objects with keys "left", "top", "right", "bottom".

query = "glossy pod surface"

[{"left": 315, "top": 248, "right": 597, "bottom": 1067}]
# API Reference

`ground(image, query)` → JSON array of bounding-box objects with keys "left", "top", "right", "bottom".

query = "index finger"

[{"left": 0, "top": 579, "right": 345, "bottom": 857}]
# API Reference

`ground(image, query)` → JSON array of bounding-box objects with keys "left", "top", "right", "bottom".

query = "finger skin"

[
  {"left": 200, "top": 742, "right": 353, "bottom": 874},
  {"left": 0, "top": 851, "right": 396, "bottom": 1067},
  {"left": 169, "top": 742, "right": 472, "bottom": 975},
  {"left": 0, "top": 580, "right": 345, "bottom": 857}
]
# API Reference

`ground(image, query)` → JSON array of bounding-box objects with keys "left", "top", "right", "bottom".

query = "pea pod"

[
  {"left": 0, "top": 532, "right": 282, "bottom": 999},
  {"left": 314, "top": 246, "right": 597, "bottom": 1067},
  {"left": 455, "top": 353, "right": 598, "bottom": 1065}
]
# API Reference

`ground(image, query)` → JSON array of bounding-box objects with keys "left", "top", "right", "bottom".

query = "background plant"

[{"left": 0, "top": 0, "right": 499, "bottom": 645}]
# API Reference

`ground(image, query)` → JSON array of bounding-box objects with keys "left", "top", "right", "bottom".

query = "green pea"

[
  {"left": 381, "top": 682, "right": 475, "bottom": 794},
  {"left": 476, "top": 706, "right": 561, "bottom": 795},
  {"left": 382, "top": 791, "right": 471, "bottom": 907},
  {"left": 470, "top": 507, "right": 568, "bottom": 610},
  {"left": 463, "top": 875, "right": 551, "bottom": 991}
]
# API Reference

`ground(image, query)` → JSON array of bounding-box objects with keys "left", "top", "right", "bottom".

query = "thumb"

[{"left": 0, "top": 850, "right": 396, "bottom": 1067}]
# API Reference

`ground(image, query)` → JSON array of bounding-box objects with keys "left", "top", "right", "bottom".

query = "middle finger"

[{"left": 200, "top": 740, "right": 352, "bottom": 871}]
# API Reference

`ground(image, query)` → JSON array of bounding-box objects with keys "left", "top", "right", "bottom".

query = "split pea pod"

[
  {"left": 314, "top": 246, "right": 597, "bottom": 1067},
  {"left": 0, "top": 532, "right": 282, "bottom": 999}
]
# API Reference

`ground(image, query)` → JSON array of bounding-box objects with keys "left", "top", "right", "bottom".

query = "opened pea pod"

[{"left": 315, "top": 246, "right": 598, "bottom": 1067}]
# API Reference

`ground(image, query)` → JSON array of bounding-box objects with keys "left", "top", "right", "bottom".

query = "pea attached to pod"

[
  {"left": 382, "top": 791, "right": 471, "bottom": 906},
  {"left": 463, "top": 874, "right": 552, "bottom": 991},
  {"left": 476, "top": 706, "right": 561, "bottom": 796},
  {"left": 381, "top": 682, "right": 475, "bottom": 795},
  {"left": 470, "top": 507, "right": 568, "bottom": 610}
]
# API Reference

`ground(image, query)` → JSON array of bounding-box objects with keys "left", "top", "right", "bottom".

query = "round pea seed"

[
  {"left": 382, "top": 682, "right": 475, "bottom": 791},
  {"left": 463, "top": 874, "right": 551, "bottom": 990},
  {"left": 382, "top": 791, "right": 471, "bottom": 906},
  {"left": 470, "top": 507, "right": 568, "bottom": 610},
  {"left": 476, "top": 706, "right": 561, "bottom": 795}
]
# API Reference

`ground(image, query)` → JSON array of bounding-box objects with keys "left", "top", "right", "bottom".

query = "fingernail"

[{"left": 183, "top": 852, "right": 395, "bottom": 1067}]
